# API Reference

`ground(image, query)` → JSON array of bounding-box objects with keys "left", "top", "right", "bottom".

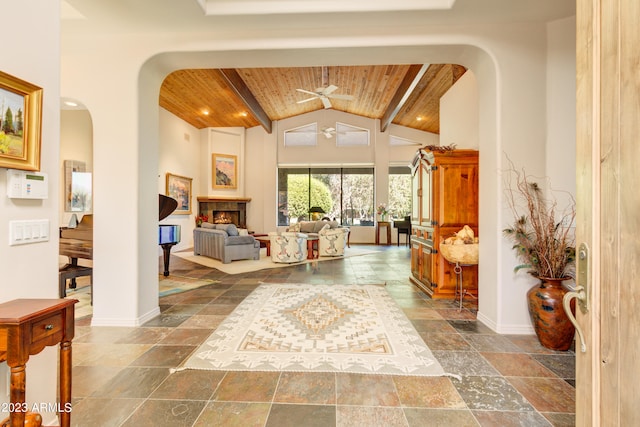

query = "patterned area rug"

[
  {"left": 173, "top": 247, "right": 381, "bottom": 275},
  {"left": 175, "top": 283, "right": 454, "bottom": 377}
]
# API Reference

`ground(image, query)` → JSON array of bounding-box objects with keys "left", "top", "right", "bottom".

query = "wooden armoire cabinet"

[{"left": 409, "top": 149, "right": 479, "bottom": 299}]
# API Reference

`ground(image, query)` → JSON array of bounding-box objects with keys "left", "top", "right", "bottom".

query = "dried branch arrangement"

[
  {"left": 503, "top": 163, "right": 576, "bottom": 279},
  {"left": 423, "top": 144, "right": 457, "bottom": 153}
]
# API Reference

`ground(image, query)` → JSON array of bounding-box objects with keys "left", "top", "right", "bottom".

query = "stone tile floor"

[{"left": 69, "top": 246, "right": 575, "bottom": 426}]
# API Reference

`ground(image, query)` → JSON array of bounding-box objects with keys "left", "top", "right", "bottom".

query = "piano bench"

[{"left": 59, "top": 264, "right": 93, "bottom": 303}]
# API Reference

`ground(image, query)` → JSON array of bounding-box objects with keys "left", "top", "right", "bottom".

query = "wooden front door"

[{"left": 576, "top": 0, "right": 640, "bottom": 424}]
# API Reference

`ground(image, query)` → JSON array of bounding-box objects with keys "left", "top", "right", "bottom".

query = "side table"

[
  {"left": 376, "top": 221, "right": 392, "bottom": 245},
  {"left": 0, "top": 299, "right": 77, "bottom": 427}
]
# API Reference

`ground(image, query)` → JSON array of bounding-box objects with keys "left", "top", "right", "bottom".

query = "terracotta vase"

[{"left": 527, "top": 277, "right": 576, "bottom": 351}]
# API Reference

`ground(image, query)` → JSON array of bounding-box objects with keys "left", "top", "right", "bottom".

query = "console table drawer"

[{"left": 31, "top": 314, "right": 63, "bottom": 343}]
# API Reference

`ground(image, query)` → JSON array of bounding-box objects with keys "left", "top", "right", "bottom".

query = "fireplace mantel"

[
  {"left": 197, "top": 196, "right": 251, "bottom": 203},
  {"left": 197, "top": 196, "right": 251, "bottom": 229}
]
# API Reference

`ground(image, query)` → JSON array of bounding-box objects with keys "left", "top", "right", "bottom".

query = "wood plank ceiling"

[{"left": 159, "top": 64, "right": 466, "bottom": 134}]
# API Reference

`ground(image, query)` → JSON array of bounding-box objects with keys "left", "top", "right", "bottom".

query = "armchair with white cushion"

[
  {"left": 318, "top": 227, "right": 349, "bottom": 257},
  {"left": 268, "top": 232, "right": 308, "bottom": 263}
]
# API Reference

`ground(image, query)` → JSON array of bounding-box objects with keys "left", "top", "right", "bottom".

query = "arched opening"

[{"left": 59, "top": 97, "right": 94, "bottom": 317}]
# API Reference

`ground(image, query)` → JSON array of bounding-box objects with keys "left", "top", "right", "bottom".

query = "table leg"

[
  {"left": 9, "top": 365, "right": 26, "bottom": 427},
  {"left": 59, "top": 341, "right": 72, "bottom": 427},
  {"left": 265, "top": 241, "right": 271, "bottom": 256},
  {"left": 307, "top": 240, "right": 314, "bottom": 259},
  {"left": 69, "top": 257, "right": 78, "bottom": 289}
]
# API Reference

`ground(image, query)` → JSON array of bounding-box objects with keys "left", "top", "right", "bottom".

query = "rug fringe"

[
  {"left": 169, "top": 367, "right": 187, "bottom": 374},
  {"left": 444, "top": 372, "right": 462, "bottom": 381}
]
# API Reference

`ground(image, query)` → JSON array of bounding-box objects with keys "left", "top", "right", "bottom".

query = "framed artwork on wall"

[
  {"left": 0, "top": 70, "right": 43, "bottom": 171},
  {"left": 212, "top": 153, "right": 237, "bottom": 189},
  {"left": 166, "top": 173, "right": 192, "bottom": 214}
]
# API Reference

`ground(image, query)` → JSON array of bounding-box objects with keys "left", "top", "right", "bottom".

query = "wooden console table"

[
  {"left": 0, "top": 299, "right": 77, "bottom": 427},
  {"left": 376, "top": 221, "right": 392, "bottom": 245}
]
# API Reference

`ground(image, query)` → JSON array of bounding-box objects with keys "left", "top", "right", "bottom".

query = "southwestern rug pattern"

[{"left": 176, "top": 283, "right": 453, "bottom": 377}]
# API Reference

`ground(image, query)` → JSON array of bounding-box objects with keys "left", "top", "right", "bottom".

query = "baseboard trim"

[
  {"left": 90, "top": 306, "right": 161, "bottom": 327},
  {"left": 476, "top": 311, "right": 535, "bottom": 335}
]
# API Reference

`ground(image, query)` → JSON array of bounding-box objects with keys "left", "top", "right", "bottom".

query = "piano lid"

[{"left": 159, "top": 194, "right": 179, "bottom": 221}]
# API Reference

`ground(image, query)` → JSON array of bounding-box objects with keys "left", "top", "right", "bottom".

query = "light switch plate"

[{"left": 9, "top": 219, "right": 50, "bottom": 246}]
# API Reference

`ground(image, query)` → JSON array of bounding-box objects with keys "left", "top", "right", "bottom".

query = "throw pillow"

[
  {"left": 201, "top": 222, "right": 215, "bottom": 229},
  {"left": 299, "top": 221, "right": 316, "bottom": 233},
  {"left": 313, "top": 221, "right": 328, "bottom": 233},
  {"left": 288, "top": 222, "right": 301, "bottom": 232},
  {"left": 216, "top": 224, "right": 239, "bottom": 236}
]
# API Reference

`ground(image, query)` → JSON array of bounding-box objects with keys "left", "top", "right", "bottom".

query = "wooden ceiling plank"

[
  {"left": 219, "top": 68, "right": 273, "bottom": 134},
  {"left": 379, "top": 64, "right": 429, "bottom": 133}
]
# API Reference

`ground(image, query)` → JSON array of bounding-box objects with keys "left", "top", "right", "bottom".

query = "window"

[
  {"left": 388, "top": 165, "right": 412, "bottom": 221},
  {"left": 284, "top": 123, "right": 318, "bottom": 146},
  {"left": 277, "top": 167, "right": 375, "bottom": 226},
  {"left": 335, "top": 122, "right": 369, "bottom": 147}
]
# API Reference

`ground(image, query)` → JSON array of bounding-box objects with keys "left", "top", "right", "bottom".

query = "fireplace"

[{"left": 197, "top": 197, "right": 250, "bottom": 229}]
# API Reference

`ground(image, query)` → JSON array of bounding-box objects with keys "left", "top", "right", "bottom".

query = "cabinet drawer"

[{"left": 31, "top": 314, "right": 63, "bottom": 343}]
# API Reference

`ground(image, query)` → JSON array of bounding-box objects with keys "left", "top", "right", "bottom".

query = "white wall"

[
  {"left": 440, "top": 71, "right": 479, "bottom": 149},
  {"left": 158, "top": 107, "right": 202, "bottom": 252},
  {"left": 0, "top": 1, "right": 61, "bottom": 424},
  {"left": 546, "top": 16, "right": 577, "bottom": 196}
]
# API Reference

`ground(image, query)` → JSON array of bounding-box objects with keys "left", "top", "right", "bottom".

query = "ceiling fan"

[{"left": 296, "top": 67, "right": 354, "bottom": 109}]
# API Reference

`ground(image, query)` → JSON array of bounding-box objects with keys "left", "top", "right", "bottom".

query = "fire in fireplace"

[{"left": 213, "top": 211, "right": 235, "bottom": 224}]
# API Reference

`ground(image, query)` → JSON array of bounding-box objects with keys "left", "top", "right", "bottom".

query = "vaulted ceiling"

[{"left": 158, "top": 64, "right": 467, "bottom": 135}]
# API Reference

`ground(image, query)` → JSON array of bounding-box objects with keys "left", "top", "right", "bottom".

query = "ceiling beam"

[
  {"left": 219, "top": 68, "right": 272, "bottom": 134},
  {"left": 379, "top": 64, "right": 429, "bottom": 133}
]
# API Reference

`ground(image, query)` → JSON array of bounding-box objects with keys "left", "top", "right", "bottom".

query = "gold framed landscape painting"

[
  {"left": 166, "top": 173, "right": 192, "bottom": 214},
  {"left": 0, "top": 71, "right": 43, "bottom": 171},
  {"left": 212, "top": 153, "right": 237, "bottom": 189}
]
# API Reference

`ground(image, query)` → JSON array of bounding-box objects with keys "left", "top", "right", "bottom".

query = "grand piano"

[
  {"left": 59, "top": 214, "right": 93, "bottom": 299},
  {"left": 159, "top": 194, "right": 181, "bottom": 276}
]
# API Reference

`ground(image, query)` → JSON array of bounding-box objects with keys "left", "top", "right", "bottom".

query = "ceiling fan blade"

[
  {"left": 322, "top": 84, "right": 338, "bottom": 95},
  {"left": 296, "top": 97, "right": 318, "bottom": 104},
  {"left": 296, "top": 88, "right": 320, "bottom": 96},
  {"left": 321, "top": 96, "right": 332, "bottom": 109}
]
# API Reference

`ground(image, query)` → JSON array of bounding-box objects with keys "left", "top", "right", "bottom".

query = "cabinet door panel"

[
  {"left": 436, "top": 163, "right": 479, "bottom": 228},
  {"left": 420, "top": 244, "right": 434, "bottom": 287},
  {"left": 411, "top": 170, "right": 420, "bottom": 223},
  {"left": 420, "top": 162, "right": 433, "bottom": 226}
]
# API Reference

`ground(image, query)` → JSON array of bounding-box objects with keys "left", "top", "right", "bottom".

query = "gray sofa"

[
  {"left": 287, "top": 220, "right": 350, "bottom": 247},
  {"left": 193, "top": 223, "right": 260, "bottom": 264}
]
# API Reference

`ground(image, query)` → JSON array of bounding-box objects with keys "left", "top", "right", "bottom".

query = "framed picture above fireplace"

[
  {"left": 212, "top": 153, "right": 237, "bottom": 189},
  {"left": 165, "top": 173, "right": 192, "bottom": 214}
]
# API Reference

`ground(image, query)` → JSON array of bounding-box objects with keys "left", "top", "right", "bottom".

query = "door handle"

[
  {"left": 562, "top": 243, "right": 590, "bottom": 353},
  {"left": 563, "top": 287, "right": 587, "bottom": 352}
]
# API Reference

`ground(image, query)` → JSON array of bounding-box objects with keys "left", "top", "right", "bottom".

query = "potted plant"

[
  {"left": 503, "top": 165, "right": 577, "bottom": 351},
  {"left": 376, "top": 203, "right": 389, "bottom": 222},
  {"left": 195, "top": 214, "right": 208, "bottom": 227}
]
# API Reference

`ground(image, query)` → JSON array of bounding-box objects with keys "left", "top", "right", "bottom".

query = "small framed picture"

[
  {"left": 0, "top": 71, "right": 43, "bottom": 171},
  {"left": 212, "top": 153, "right": 237, "bottom": 189},
  {"left": 165, "top": 173, "right": 192, "bottom": 214}
]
